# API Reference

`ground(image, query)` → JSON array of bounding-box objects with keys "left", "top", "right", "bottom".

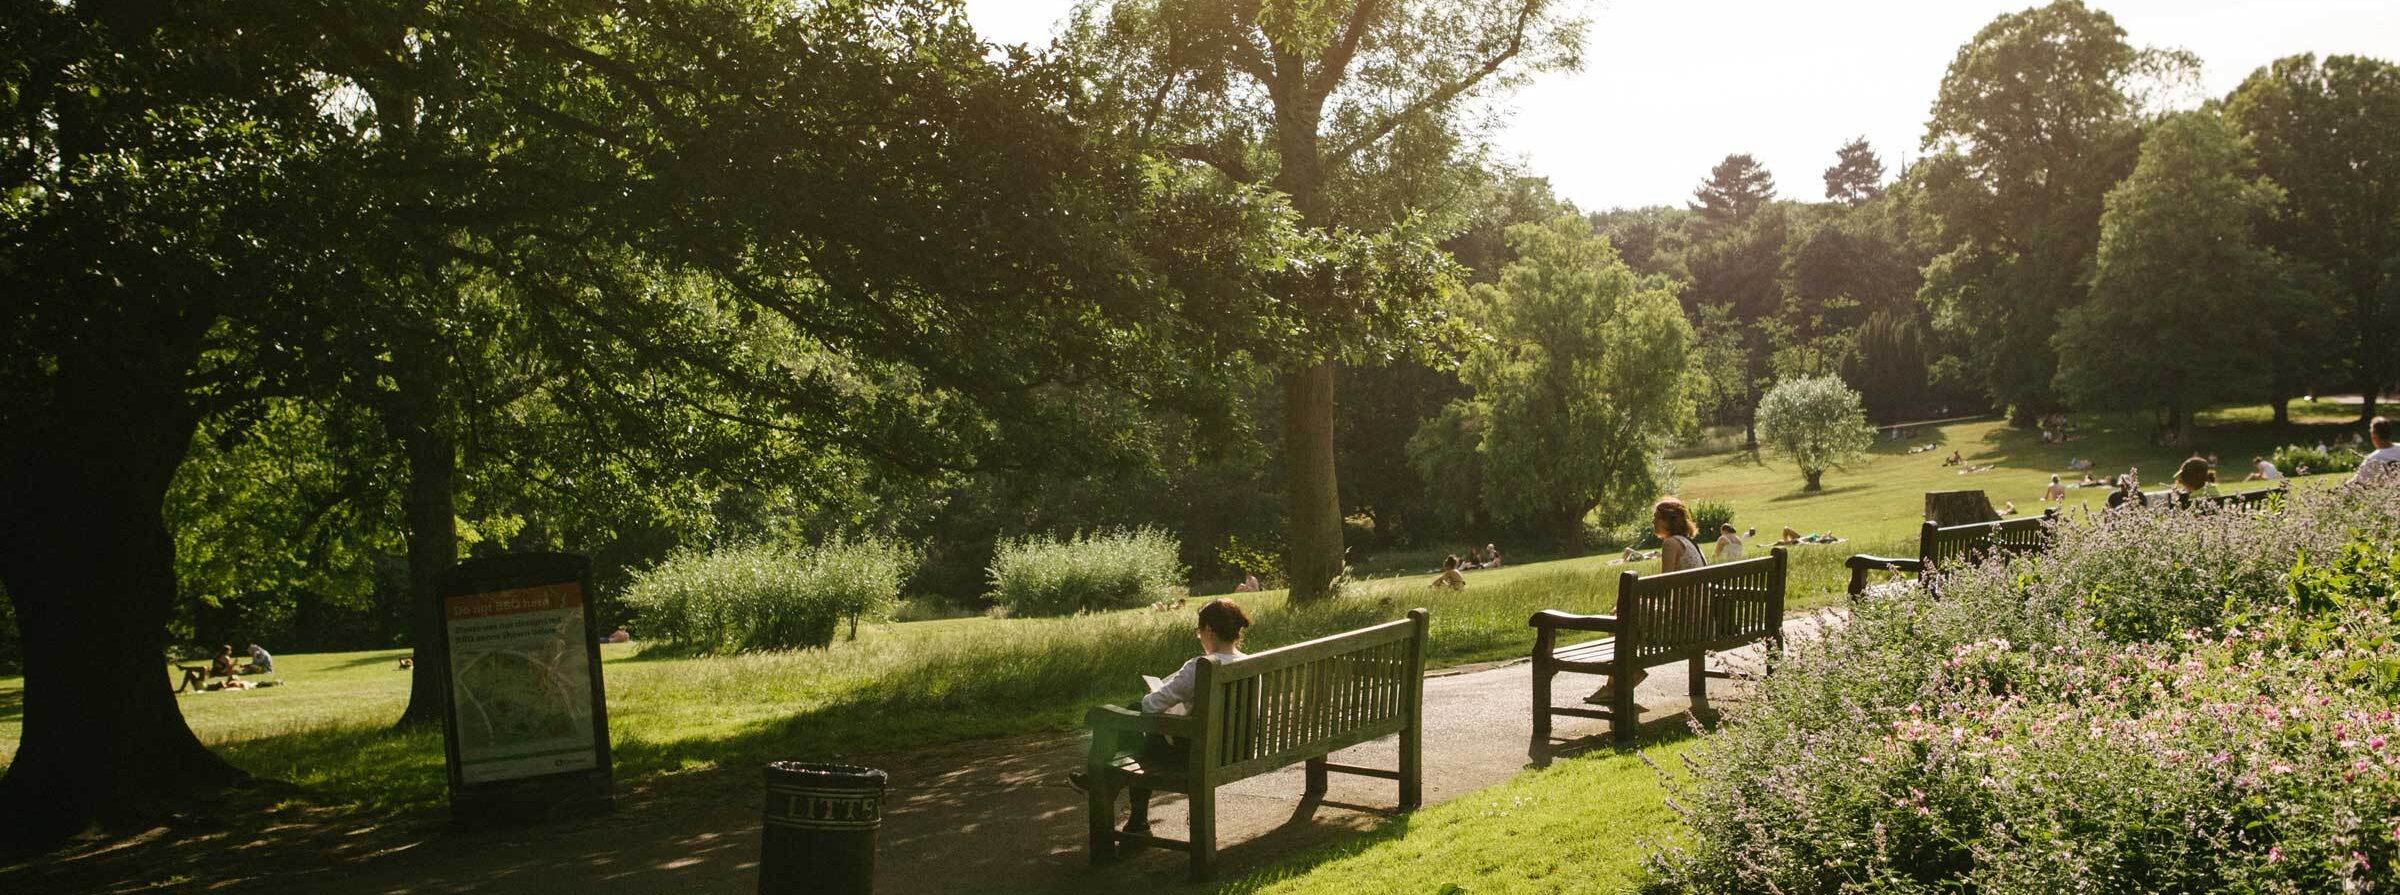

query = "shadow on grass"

[
  {"left": 1767, "top": 483, "right": 1870, "bottom": 503},
  {"left": 0, "top": 687, "right": 19, "bottom": 724}
]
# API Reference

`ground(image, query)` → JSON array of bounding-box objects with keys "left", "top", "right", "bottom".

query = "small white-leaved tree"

[{"left": 1756, "top": 376, "right": 1875, "bottom": 491}]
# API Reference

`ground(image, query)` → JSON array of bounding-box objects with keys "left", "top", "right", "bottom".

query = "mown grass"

[{"left": 1219, "top": 739, "right": 1694, "bottom": 895}]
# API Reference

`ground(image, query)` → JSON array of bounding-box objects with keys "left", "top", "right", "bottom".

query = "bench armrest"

[
  {"left": 1845, "top": 554, "right": 1925, "bottom": 597},
  {"left": 1084, "top": 704, "right": 1199, "bottom": 739},
  {"left": 1527, "top": 610, "right": 1618, "bottom": 632},
  {"left": 1844, "top": 554, "right": 1922, "bottom": 573}
]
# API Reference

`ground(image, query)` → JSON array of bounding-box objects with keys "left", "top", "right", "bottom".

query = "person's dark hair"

[
  {"left": 2176, "top": 456, "right": 2214, "bottom": 493},
  {"left": 1442, "top": 555, "right": 1460, "bottom": 571},
  {"left": 2374, "top": 416, "right": 2395, "bottom": 443},
  {"left": 1198, "top": 598, "right": 1252, "bottom": 644},
  {"left": 1719, "top": 523, "right": 1736, "bottom": 534},
  {"left": 1652, "top": 497, "right": 1698, "bottom": 539},
  {"left": 218, "top": 645, "right": 232, "bottom": 655}
]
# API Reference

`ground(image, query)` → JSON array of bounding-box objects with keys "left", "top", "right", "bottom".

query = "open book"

[{"left": 1141, "top": 674, "right": 1189, "bottom": 716}]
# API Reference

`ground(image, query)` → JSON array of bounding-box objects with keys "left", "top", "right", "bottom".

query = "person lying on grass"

[
  {"left": 1586, "top": 498, "right": 1705, "bottom": 707},
  {"left": 1068, "top": 599, "right": 1253, "bottom": 836}
]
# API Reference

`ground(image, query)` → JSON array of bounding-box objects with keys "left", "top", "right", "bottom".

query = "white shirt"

[
  {"left": 1713, "top": 534, "right": 1745, "bottom": 561},
  {"left": 2256, "top": 460, "right": 2283, "bottom": 480},
  {"left": 1142, "top": 649, "right": 1244, "bottom": 715},
  {"left": 2355, "top": 446, "right": 2400, "bottom": 486}
]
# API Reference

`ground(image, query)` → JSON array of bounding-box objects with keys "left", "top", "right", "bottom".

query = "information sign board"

[{"left": 437, "top": 553, "right": 612, "bottom": 824}]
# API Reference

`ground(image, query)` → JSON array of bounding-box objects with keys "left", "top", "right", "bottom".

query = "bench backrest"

[
  {"left": 1613, "top": 548, "right": 1788, "bottom": 667},
  {"left": 1190, "top": 609, "right": 1428, "bottom": 785},
  {"left": 1918, "top": 512, "right": 2054, "bottom": 571},
  {"left": 2200, "top": 485, "right": 2286, "bottom": 511}
]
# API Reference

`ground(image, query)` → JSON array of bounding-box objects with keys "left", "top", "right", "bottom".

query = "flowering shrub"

[{"left": 1655, "top": 482, "right": 2400, "bottom": 893}]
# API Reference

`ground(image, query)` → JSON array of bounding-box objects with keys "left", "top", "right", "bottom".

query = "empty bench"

[
  {"left": 1083, "top": 608, "right": 1428, "bottom": 881},
  {"left": 1845, "top": 511, "right": 2055, "bottom": 596},
  {"left": 1528, "top": 548, "right": 1787, "bottom": 762}
]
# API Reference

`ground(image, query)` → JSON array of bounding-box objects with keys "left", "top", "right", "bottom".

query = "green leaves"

[{"left": 1755, "top": 375, "right": 1873, "bottom": 490}]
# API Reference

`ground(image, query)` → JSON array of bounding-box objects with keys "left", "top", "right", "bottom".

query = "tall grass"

[
  {"left": 988, "top": 527, "right": 1185, "bottom": 616},
  {"left": 622, "top": 537, "right": 915, "bottom": 652}
]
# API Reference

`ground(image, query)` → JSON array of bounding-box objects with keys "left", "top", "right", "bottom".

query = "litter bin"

[{"left": 760, "top": 761, "right": 886, "bottom": 895}]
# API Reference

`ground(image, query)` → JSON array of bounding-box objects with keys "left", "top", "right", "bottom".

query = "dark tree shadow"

[{"left": 1768, "top": 483, "right": 1870, "bottom": 503}]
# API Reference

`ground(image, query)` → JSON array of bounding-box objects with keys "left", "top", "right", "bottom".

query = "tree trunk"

[
  {"left": 1281, "top": 363, "right": 1344, "bottom": 603},
  {"left": 390, "top": 348, "right": 459, "bottom": 729},
  {"left": 0, "top": 345, "right": 246, "bottom": 848},
  {"left": 2270, "top": 393, "right": 2290, "bottom": 426},
  {"left": 1802, "top": 469, "right": 1824, "bottom": 491},
  {"left": 1551, "top": 505, "right": 1589, "bottom": 556}
]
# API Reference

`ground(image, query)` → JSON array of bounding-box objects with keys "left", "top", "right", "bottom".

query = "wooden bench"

[
  {"left": 1528, "top": 548, "right": 1787, "bottom": 762},
  {"left": 2198, "top": 483, "right": 2288, "bottom": 511},
  {"left": 1083, "top": 609, "right": 1428, "bottom": 881},
  {"left": 1845, "top": 510, "right": 2055, "bottom": 596}
]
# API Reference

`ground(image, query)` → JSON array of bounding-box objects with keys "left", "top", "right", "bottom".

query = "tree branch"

[
  {"left": 1166, "top": 140, "right": 1259, "bottom": 184},
  {"left": 1327, "top": 1, "right": 1538, "bottom": 164},
  {"left": 1309, "top": 0, "right": 1386, "bottom": 100}
]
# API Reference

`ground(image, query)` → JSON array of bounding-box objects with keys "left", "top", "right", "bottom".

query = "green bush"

[
  {"left": 1656, "top": 482, "right": 2400, "bottom": 893},
  {"left": 624, "top": 538, "right": 915, "bottom": 653},
  {"left": 989, "top": 528, "right": 1186, "bottom": 617},
  {"left": 1690, "top": 500, "right": 1734, "bottom": 543},
  {"left": 2270, "top": 443, "right": 2364, "bottom": 476}
]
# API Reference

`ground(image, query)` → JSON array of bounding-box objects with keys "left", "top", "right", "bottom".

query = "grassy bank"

[{"left": 1221, "top": 740, "right": 1693, "bottom": 895}]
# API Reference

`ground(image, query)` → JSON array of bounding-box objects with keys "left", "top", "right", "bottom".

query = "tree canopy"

[{"left": 1756, "top": 376, "right": 1875, "bottom": 492}]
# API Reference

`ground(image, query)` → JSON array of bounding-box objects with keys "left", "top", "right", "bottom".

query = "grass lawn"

[
  {"left": 0, "top": 400, "right": 2372, "bottom": 846},
  {"left": 1220, "top": 740, "right": 1693, "bottom": 895}
]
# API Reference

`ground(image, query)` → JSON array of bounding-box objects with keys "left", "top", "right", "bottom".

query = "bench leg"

[
  {"left": 1399, "top": 721, "right": 1423, "bottom": 810},
  {"left": 1687, "top": 655, "right": 1709, "bottom": 711},
  {"left": 1529, "top": 659, "right": 1553, "bottom": 766},
  {"left": 1187, "top": 788, "right": 1216, "bottom": 882},
  {"left": 1304, "top": 755, "right": 1327, "bottom": 801},
  {"left": 1086, "top": 774, "right": 1117, "bottom": 866},
  {"left": 1611, "top": 671, "right": 1639, "bottom": 746}
]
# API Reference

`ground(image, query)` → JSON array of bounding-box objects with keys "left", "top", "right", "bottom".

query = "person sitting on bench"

[
  {"left": 1067, "top": 599, "right": 1253, "bottom": 833},
  {"left": 1586, "top": 498, "right": 1705, "bottom": 706}
]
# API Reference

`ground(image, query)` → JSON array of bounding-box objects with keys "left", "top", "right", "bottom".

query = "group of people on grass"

[
  {"left": 175, "top": 643, "right": 273, "bottom": 693},
  {"left": 1427, "top": 543, "right": 1504, "bottom": 590},
  {"left": 2092, "top": 416, "right": 2399, "bottom": 510}
]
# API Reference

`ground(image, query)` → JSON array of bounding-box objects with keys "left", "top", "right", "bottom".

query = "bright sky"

[{"left": 964, "top": 0, "right": 2400, "bottom": 211}]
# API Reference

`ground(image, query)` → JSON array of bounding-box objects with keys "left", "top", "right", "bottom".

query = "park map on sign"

[{"left": 446, "top": 583, "right": 599, "bottom": 783}]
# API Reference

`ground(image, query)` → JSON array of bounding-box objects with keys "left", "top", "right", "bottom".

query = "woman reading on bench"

[
  {"left": 1587, "top": 498, "right": 1705, "bottom": 706},
  {"left": 1068, "top": 599, "right": 1253, "bottom": 833}
]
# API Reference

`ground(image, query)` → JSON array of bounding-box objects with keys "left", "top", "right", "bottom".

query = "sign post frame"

[{"left": 436, "top": 552, "right": 614, "bottom": 826}]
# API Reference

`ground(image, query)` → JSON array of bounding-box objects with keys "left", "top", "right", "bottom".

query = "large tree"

[
  {"left": 2055, "top": 111, "right": 2283, "bottom": 446},
  {"left": 1064, "top": 0, "right": 1585, "bottom": 601},
  {"left": 1916, "top": 0, "right": 2185, "bottom": 417},
  {"left": 1435, "top": 216, "right": 1693, "bottom": 550},
  {"left": 0, "top": 0, "right": 1309, "bottom": 843},
  {"left": 2224, "top": 54, "right": 2400, "bottom": 423}
]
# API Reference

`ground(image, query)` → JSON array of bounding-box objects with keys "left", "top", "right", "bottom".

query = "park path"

[{"left": 294, "top": 611, "right": 1841, "bottom": 895}]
